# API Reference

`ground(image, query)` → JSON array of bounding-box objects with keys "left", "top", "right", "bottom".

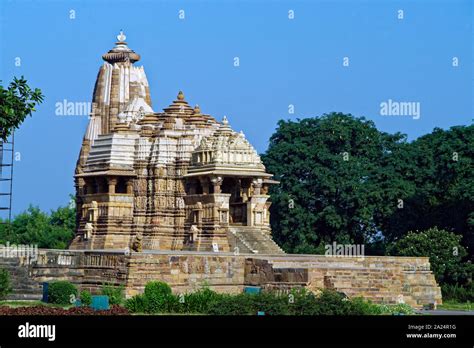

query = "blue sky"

[{"left": 0, "top": 0, "right": 472, "bottom": 216}]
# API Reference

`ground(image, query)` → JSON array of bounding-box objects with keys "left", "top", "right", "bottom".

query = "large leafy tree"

[
  {"left": 262, "top": 113, "right": 473, "bottom": 261},
  {"left": 262, "top": 113, "right": 410, "bottom": 253},
  {"left": 0, "top": 76, "right": 44, "bottom": 141},
  {"left": 0, "top": 202, "right": 75, "bottom": 249},
  {"left": 383, "top": 125, "right": 474, "bottom": 255}
]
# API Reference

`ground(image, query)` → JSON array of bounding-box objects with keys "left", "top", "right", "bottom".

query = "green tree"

[
  {"left": 261, "top": 113, "right": 410, "bottom": 253},
  {"left": 383, "top": 125, "right": 474, "bottom": 257},
  {"left": 0, "top": 201, "right": 75, "bottom": 249},
  {"left": 387, "top": 227, "right": 473, "bottom": 284},
  {"left": 0, "top": 76, "right": 44, "bottom": 141}
]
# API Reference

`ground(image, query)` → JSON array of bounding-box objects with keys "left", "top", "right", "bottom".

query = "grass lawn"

[{"left": 437, "top": 300, "right": 472, "bottom": 311}]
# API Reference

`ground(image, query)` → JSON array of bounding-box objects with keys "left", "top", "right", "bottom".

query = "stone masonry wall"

[
  {"left": 0, "top": 250, "right": 441, "bottom": 308},
  {"left": 250, "top": 255, "right": 442, "bottom": 307}
]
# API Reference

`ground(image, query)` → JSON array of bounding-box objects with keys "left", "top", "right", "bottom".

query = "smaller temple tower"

[{"left": 70, "top": 32, "right": 283, "bottom": 254}]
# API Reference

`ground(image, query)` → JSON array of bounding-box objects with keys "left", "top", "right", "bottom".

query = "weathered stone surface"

[
  {"left": 0, "top": 250, "right": 441, "bottom": 308},
  {"left": 71, "top": 32, "right": 280, "bottom": 254}
]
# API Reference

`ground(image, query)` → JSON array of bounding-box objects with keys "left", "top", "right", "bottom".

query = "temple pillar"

[
  {"left": 108, "top": 177, "right": 118, "bottom": 194},
  {"left": 126, "top": 179, "right": 134, "bottom": 194}
]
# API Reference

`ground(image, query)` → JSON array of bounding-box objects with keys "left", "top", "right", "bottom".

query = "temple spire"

[
  {"left": 102, "top": 30, "right": 140, "bottom": 64},
  {"left": 117, "top": 30, "right": 126, "bottom": 42}
]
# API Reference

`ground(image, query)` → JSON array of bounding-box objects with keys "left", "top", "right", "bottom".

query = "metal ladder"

[{"left": 0, "top": 131, "right": 14, "bottom": 225}]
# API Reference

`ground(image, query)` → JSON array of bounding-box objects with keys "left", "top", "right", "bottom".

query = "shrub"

[
  {"left": 101, "top": 284, "right": 125, "bottom": 305},
  {"left": 0, "top": 268, "right": 11, "bottom": 300},
  {"left": 181, "top": 287, "right": 223, "bottom": 314},
  {"left": 48, "top": 281, "right": 77, "bottom": 305},
  {"left": 442, "top": 283, "right": 474, "bottom": 302},
  {"left": 80, "top": 290, "right": 92, "bottom": 306},
  {"left": 345, "top": 297, "right": 385, "bottom": 315},
  {"left": 386, "top": 303, "right": 415, "bottom": 315},
  {"left": 251, "top": 291, "right": 290, "bottom": 315},
  {"left": 144, "top": 281, "right": 172, "bottom": 298},
  {"left": 311, "top": 289, "right": 354, "bottom": 315},
  {"left": 124, "top": 280, "right": 408, "bottom": 315},
  {"left": 206, "top": 289, "right": 366, "bottom": 315},
  {"left": 286, "top": 289, "right": 320, "bottom": 315},
  {"left": 143, "top": 281, "right": 173, "bottom": 313},
  {"left": 125, "top": 294, "right": 148, "bottom": 313},
  {"left": 207, "top": 293, "right": 255, "bottom": 315},
  {"left": 387, "top": 227, "right": 470, "bottom": 284}
]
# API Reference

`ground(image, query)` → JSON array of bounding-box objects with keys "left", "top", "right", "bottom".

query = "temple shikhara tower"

[{"left": 70, "top": 32, "right": 283, "bottom": 254}]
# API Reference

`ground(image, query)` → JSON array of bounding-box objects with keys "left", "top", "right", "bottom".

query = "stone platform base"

[{"left": 0, "top": 249, "right": 442, "bottom": 308}]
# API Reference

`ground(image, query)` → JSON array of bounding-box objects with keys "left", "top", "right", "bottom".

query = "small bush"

[
  {"left": 101, "top": 284, "right": 125, "bottom": 305},
  {"left": 181, "top": 287, "right": 223, "bottom": 314},
  {"left": 345, "top": 297, "right": 384, "bottom": 315},
  {"left": 80, "top": 290, "right": 92, "bottom": 306},
  {"left": 0, "top": 268, "right": 11, "bottom": 300},
  {"left": 125, "top": 294, "right": 148, "bottom": 313},
  {"left": 48, "top": 281, "right": 77, "bottom": 305},
  {"left": 143, "top": 281, "right": 173, "bottom": 313},
  {"left": 207, "top": 293, "right": 254, "bottom": 315},
  {"left": 144, "top": 281, "right": 172, "bottom": 298},
  {"left": 386, "top": 303, "right": 415, "bottom": 315}
]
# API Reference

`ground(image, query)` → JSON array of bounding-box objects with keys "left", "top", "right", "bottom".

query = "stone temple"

[
  {"left": 70, "top": 31, "right": 282, "bottom": 254},
  {"left": 0, "top": 32, "right": 442, "bottom": 307}
]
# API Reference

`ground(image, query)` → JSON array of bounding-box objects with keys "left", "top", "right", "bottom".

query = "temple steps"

[
  {"left": 228, "top": 226, "right": 284, "bottom": 254},
  {"left": 0, "top": 258, "right": 43, "bottom": 300}
]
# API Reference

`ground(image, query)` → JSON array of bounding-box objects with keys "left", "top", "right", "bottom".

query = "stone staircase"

[
  {"left": 228, "top": 226, "right": 284, "bottom": 254},
  {"left": 0, "top": 258, "right": 43, "bottom": 300}
]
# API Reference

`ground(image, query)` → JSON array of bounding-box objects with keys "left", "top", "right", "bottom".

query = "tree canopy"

[
  {"left": 0, "top": 76, "right": 44, "bottom": 141},
  {"left": 262, "top": 112, "right": 473, "bottom": 260},
  {"left": 0, "top": 202, "right": 75, "bottom": 249}
]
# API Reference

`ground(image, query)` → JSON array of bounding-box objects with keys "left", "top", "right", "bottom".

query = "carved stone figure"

[{"left": 131, "top": 233, "right": 143, "bottom": 252}]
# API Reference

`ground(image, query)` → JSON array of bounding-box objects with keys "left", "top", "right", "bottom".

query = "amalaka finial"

[
  {"left": 177, "top": 91, "right": 184, "bottom": 101},
  {"left": 194, "top": 104, "right": 201, "bottom": 114},
  {"left": 117, "top": 30, "right": 126, "bottom": 42},
  {"left": 222, "top": 115, "right": 229, "bottom": 125}
]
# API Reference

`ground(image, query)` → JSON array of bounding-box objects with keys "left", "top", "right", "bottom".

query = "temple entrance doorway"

[{"left": 221, "top": 177, "right": 247, "bottom": 225}]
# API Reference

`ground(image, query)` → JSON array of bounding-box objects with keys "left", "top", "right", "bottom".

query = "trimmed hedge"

[{"left": 47, "top": 281, "right": 77, "bottom": 305}]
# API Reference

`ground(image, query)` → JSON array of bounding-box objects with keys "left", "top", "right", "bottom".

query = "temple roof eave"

[
  {"left": 184, "top": 167, "right": 273, "bottom": 179},
  {"left": 75, "top": 169, "right": 137, "bottom": 178}
]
